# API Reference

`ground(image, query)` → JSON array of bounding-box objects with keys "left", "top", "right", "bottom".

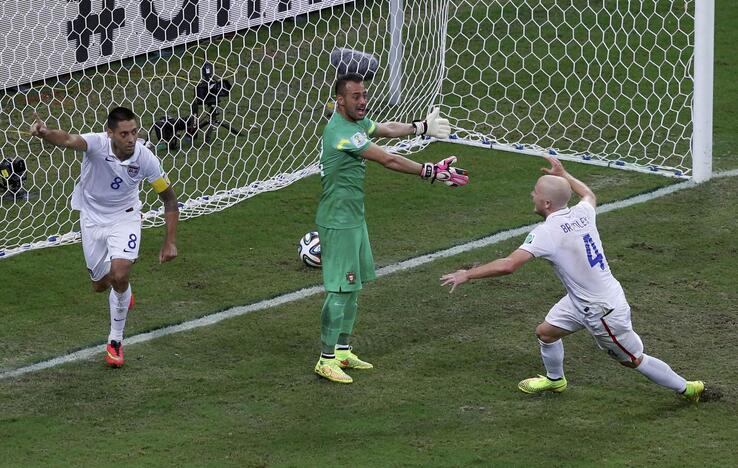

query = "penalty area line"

[{"left": 2, "top": 170, "right": 736, "bottom": 381}]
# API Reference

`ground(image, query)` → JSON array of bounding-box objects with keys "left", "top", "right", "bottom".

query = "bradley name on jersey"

[{"left": 559, "top": 215, "right": 590, "bottom": 233}]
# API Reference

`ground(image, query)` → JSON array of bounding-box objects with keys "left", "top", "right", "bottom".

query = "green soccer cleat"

[
  {"left": 314, "top": 357, "right": 353, "bottom": 384},
  {"left": 335, "top": 348, "right": 373, "bottom": 370},
  {"left": 518, "top": 375, "right": 568, "bottom": 394},
  {"left": 681, "top": 380, "right": 705, "bottom": 402}
]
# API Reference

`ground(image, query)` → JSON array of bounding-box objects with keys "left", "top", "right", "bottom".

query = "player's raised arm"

[
  {"left": 373, "top": 107, "right": 451, "bottom": 139},
  {"left": 365, "top": 107, "right": 465, "bottom": 186},
  {"left": 30, "top": 113, "right": 87, "bottom": 152},
  {"left": 542, "top": 156, "right": 596, "bottom": 208}
]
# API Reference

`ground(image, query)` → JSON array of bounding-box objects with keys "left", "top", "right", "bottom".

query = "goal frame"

[
  {"left": 0, "top": 0, "right": 716, "bottom": 260},
  {"left": 389, "top": 0, "right": 714, "bottom": 182}
]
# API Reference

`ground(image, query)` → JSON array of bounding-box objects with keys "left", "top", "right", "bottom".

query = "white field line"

[{"left": 2, "top": 169, "right": 737, "bottom": 380}]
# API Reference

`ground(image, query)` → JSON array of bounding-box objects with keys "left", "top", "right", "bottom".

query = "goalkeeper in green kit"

[{"left": 314, "top": 73, "right": 469, "bottom": 383}]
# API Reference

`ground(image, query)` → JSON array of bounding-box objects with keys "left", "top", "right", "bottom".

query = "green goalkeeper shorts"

[{"left": 318, "top": 222, "right": 376, "bottom": 292}]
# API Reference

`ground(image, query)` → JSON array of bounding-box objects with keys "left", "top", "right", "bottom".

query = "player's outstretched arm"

[
  {"left": 419, "top": 156, "right": 469, "bottom": 187},
  {"left": 440, "top": 249, "right": 533, "bottom": 293},
  {"left": 360, "top": 142, "right": 422, "bottom": 173},
  {"left": 360, "top": 144, "right": 469, "bottom": 187},
  {"left": 542, "top": 156, "right": 596, "bottom": 208},
  {"left": 373, "top": 107, "right": 451, "bottom": 139},
  {"left": 157, "top": 187, "right": 179, "bottom": 263},
  {"left": 29, "top": 113, "right": 87, "bottom": 151},
  {"left": 412, "top": 107, "right": 450, "bottom": 139}
]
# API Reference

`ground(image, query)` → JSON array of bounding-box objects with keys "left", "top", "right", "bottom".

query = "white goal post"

[
  {"left": 429, "top": 0, "right": 713, "bottom": 182},
  {"left": 0, "top": 0, "right": 713, "bottom": 259}
]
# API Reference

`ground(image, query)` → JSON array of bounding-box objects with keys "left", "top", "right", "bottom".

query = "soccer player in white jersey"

[
  {"left": 30, "top": 107, "right": 179, "bottom": 368},
  {"left": 440, "top": 157, "right": 704, "bottom": 402}
]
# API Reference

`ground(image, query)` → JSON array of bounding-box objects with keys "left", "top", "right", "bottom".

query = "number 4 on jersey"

[{"left": 583, "top": 233, "right": 606, "bottom": 270}]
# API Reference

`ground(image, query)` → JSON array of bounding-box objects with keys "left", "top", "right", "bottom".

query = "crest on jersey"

[
  {"left": 524, "top": 233, "right": 535, "bottom": 244},
  {"left": 351, "top": 132, "right": 367, "bottom": 148},
  {"left": 127, "top": 165, "right": 140, "bottom": 177},
  {"left": 346, "top": 271, "right": 356, "bottom": 284}
]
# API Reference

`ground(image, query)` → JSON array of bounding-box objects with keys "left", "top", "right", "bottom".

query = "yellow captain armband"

[{"left": 150, "top": 176, "right": 171, "bottom": 193}]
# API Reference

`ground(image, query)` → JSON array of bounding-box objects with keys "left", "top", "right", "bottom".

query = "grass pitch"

[{"left": 1, "top": 149, "right": 737, "bottom": 466}]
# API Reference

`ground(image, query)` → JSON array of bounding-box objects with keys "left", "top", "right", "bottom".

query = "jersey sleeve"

[
  {"left": 141, "top": 149, "right": 171, "bottom": 193},
  {"left": 577, "top": 199, "right": 596, "bottom": 218},
  {"left": 332, "top": 126, "right": 371, "bottom": 154},
  {"left": 361, "top": 117, "right": 377, "bottom": 137},
  {"left": 518, "top": 225, "right": 556, "bottom": 259},
  {"left": 80, "top": 133, "right": 106, "bottom": 158}
]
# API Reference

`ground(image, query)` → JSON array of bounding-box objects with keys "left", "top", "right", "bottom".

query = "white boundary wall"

[{"left": 0, "top": 0, "right": 354, "bottom": 89}]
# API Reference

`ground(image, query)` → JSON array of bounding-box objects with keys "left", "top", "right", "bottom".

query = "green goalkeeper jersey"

[{"left": 315, "top": 112, "right": 377, "bottom": 229}]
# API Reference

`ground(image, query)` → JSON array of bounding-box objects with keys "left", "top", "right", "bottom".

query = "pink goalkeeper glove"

[{"left": 419, "top": 156, "right": 469, "bottom": 187}]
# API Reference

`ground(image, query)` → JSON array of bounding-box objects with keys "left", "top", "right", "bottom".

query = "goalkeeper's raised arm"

[
  {"left": 373, "top": 106, "right": 451, "bottom": 139},
  {"left": 366, "top": 107, "right": 467, "bottom": 186},
  {"left": 324, "top": 73, "right": 468, "bottom": 187}
]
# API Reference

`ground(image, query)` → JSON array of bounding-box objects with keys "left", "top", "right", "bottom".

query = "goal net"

[{"left": 0, "top": 0, "right": 711, "bottom": 259}]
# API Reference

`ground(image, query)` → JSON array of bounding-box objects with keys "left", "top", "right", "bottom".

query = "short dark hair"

[
  {"left": 334, "top": 73, "right": 364, "bottom": 96},
  {"left": 107, "top": 106, "right": 137, "bottom": 130}
]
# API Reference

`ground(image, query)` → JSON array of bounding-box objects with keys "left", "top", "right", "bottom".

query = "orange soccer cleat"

[{"left": 105, "top": 340, "right": 124, "bottom": 368}]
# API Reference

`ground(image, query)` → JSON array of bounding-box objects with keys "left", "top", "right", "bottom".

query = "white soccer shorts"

[
  {"left": 81, "top": 218, "right": 142, "bottom": 281},
  {"left": 544, "top": 294, "right": 644, "bottom": 364}
]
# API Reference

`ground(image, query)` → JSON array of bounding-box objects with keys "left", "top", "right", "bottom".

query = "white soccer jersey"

[
  {"left": 519, "top": 200, "right": 624, "bottom": 311},
  {"left": 72, "top": 133, "right": 168, "bottom": 225}
]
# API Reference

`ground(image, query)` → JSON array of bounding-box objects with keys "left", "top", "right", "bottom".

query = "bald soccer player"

[{"left": 440, "top": 157, "right": 704, "bottom": 402}]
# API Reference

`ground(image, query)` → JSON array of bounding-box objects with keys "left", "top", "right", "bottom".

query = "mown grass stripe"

[{"left": 3, "top": 169, "right": 736, "bottom": 380}]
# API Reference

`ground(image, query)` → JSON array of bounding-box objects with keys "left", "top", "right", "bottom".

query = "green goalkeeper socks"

[{"left": 320, "top": 291, "right": 360, "bottom": 353}]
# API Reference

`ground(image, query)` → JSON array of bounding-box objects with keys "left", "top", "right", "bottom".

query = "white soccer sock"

[
  {"left": 108, "top": 284, "right": 132, "bottom": 343},
  {"left": 635, "top": 354, "right": 687, "bottom": 392},
  {"left": 539, "top": 339, "right": 565, "bottom": 380}
]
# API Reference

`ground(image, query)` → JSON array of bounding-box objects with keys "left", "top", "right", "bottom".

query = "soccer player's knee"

[
  {"left": 91, "top": 281, "right": 109, "bottom": 293},
  {"left": 108, "top": 270, "right": 129, "bottom": 290},
  {"left": 603, "top": 330, "right": 643, "bottom": 367},
  {"left": 535, "top": 324, "right": 557, "bottom": 343},
  {"left": 618, "top": 359, "right": 637, "bottom": 368},
  {"left": 327, "top": 292, "right": 351, "bottom": 307}
]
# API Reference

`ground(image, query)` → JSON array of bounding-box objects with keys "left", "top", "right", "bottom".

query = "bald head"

[{"left": 535, "top": 175, "right": 572, "bottom": 212}]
